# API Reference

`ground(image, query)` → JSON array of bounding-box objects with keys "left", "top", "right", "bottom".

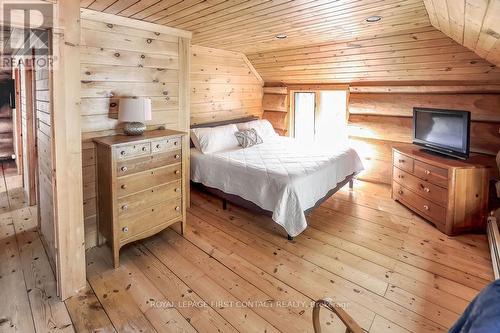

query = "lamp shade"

[{"left": 118, "top": 98, "right": 152, "bottom": 122}]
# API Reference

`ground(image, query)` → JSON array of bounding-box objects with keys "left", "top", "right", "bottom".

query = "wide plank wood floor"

[{"left": 0, "top": 160, "right": 493, "bottom": 332}]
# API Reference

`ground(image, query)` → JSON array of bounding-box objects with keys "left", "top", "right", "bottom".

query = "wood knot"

[
  {"left": 107, "top": 23, "right": 113, "bottom": 28},
  {"left": 141, "top": 54, "right": 146, "bottom": 59},
  {"left": 114, "top": 52, "right": 120, "bottom": 57}
]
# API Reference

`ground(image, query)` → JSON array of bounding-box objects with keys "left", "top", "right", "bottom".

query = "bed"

[{"left": 190, "top": 117, "right": 364, "bottom": 239}]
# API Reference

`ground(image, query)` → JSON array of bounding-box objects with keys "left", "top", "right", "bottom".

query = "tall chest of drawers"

[
  {"left": 94, "top": 130, "right": 186, "bottom": 267},
  {"left": 392, "top": 146, "right": 490, "bottom": 236}
]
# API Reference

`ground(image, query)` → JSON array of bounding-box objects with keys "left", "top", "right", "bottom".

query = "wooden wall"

[
  {"left": 190, "top": 45, "right": 263, "bottom": 125},
  {"left": 34, "top": 49, "right": 56, "bottom": 267},
  {"left": 348, "top": 85, "right": 500, "bottom": 184},
  {"left": 247, "top": 28, "right": 500, "bottom": 84},
  {"left": 79, "top": 10, "right": 191, "bottom": 249}
]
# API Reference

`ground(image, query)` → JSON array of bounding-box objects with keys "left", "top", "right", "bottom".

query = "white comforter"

[{"left": 191, "top": 136, "right": 364, "bottom": 237}]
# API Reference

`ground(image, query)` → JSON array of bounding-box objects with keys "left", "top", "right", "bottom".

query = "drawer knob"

[
  {"left": 142, "top": 147, "right": 147, "bottom": 151},
  {"left": 425, "top": 170, "right": 431, "bottom": 175},
  {"left": 424, "top": 187, "right": 430, "bottom": 193},
  {"left": 423, "top": 205, "right": 429, "bottom": 211},
  {"left": 175, "top": 206, "right": 180, "bottom": 211},
  {"left": 121, "top": 166, "right": 128, "bottom": 172},
  {"left": 122, "top": 227, "right": 129, "bottom": 233},
  {"left": 175, "top": 154, "right": 180, "bottom": 159},
  {"left": 399, "top": 159, "right": 404, "bottom": 163},
  {"left": 121, "top": 204, "right": 128, "bottom": 210},
  {"left": 121, "top": 184, "right": 127, "bottom": 189},
  {"left": 156, "top": 144, "right": 161, "bottom": 149},
  {"left": 398, "top": 190, "right": 403, "bottom": 195},
  {"left": 174, "top": 141, "right": 178, "bottom": 145},
  {"left": 398, "top": 175, "right": 403, "bottom": 179},
  {"left": 120, "top": 150, "right": 126, "bottom": 156},
  {"left": 175, "top": 170, "right": 180, "bottom": 175},
  {"left": 175, "top": 188, "right": 180, "bottom": 192}
]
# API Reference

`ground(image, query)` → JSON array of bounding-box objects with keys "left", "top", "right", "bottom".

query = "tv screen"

[{"left": 413, "top": 108, "right": 470, "bottom": 159}]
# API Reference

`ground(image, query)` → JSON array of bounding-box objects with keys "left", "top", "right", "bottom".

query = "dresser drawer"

[
  {"left": 117, "top": 180, "right": 181, "bottom": 217},
  {"left": 414, "top": 160, "right": 448, "bottom": 188},
  {"left": 118, "top": 198, "right": 182, "bottom": 242},
  {"left": 393, "top": 182, "right": 446, "bottom": 223},
  {"left": 115, "top": 142, "right": 151, "bottom": 160},
  {"left": 151, "top": 137, "right": 181, "bottom": 154},
  {"left": 116, "top": 163, "right": 181, "bottom": 197},
  {"left": 393, "top": 151, "right": 414, "bottom": 173},
  {"left": 393, "top": 167, "right": 447, "bottom": 207},
  {"left": 116, "top": 150, "right": 182, "bottom": 176}
]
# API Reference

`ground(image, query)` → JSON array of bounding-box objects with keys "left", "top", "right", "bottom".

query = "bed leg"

[
  {"left": 349, "top": 179, "right": 354, "bottom": 190},
  {"left": 287, "top": 234, "right": 294, "bottom": 241},
  {"left": 222, "top": 199, "right": 227, "bottom": 210}
]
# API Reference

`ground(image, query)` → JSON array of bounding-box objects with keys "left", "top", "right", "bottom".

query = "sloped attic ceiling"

[
  {"left": 80, "top": 0, "right": 500, "bottom": 83},
  {"left": 423, "top": 0, "right": 500, "bottom": 66},
  {"left": 80, "top": 0, "right": 432, "bottom": 53}
]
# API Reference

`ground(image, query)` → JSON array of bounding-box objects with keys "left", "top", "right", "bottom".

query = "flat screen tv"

[{"left": 413, "top": 107, "right": 471, "bottom": 160}]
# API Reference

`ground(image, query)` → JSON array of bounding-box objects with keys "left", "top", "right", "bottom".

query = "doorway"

[{"left": 290, "top": 87, "right": 349, "bottom": 149}]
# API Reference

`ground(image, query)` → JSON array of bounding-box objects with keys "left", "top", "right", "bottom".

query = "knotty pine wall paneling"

[
  {"left": 80, "top": 9, "right": 191, "bottom": 249},
  {"left": 348, "top": 85, "right": 500, "bottom": 184},
  {"left": 190, "top": 45, "right": 263, "bottom": 125},
  {"left": 34, "top": 48, "right": 57, "bottom": 269}
]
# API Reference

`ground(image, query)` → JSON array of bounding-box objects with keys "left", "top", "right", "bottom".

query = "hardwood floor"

[{"left": 0, "top": 161, "right": 493, "bottom": 332}]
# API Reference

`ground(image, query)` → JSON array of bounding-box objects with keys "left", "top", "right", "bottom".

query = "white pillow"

[
  {"left": 237, "top": 119, "right": 278, "bottom": 139},
  {"left": 190, "top": 124, "right": 240, "bottom": 154}
]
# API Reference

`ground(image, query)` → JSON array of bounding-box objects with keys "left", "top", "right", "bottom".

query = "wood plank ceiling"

[
  {"left": 80, "top": 0, "right": 500, "bottom": 83},
  {"left": 423, "top": 0, "right": 500, "bottom": 66},
  {"left": 80, "top": 0, "right": 432, "bottom": 53}
]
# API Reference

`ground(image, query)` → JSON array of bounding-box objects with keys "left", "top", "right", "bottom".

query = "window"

[{"left": 291, "top": 88, "right": 348, "bottom": 149}]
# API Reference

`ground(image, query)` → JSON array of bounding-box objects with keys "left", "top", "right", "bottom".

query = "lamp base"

[{"left": 124, "top": 122, "right": 146, "bottom": 136}]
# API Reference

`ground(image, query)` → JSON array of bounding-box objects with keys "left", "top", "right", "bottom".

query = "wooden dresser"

[
  {"left": 94, "top": 130, "right": 186, "bottom": 267},
  {"left": 392, "top": 146, "right": 490, "bottom": 236}
]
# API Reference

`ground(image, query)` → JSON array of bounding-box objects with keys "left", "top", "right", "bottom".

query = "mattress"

[{"left": 191, "top": 136, "right": 364, "bottom": 237}]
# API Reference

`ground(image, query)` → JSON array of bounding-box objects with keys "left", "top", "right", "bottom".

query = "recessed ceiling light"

[
  {"left": 275, "top": 34, "right": 288, "bottom": 39},
  {"left": 366, "top": 15, "right": 382, "bottom": 22}
]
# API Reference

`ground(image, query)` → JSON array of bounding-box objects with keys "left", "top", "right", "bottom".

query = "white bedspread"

[{"left": 191, "top": 136, "right": 364, "bottom": 236}]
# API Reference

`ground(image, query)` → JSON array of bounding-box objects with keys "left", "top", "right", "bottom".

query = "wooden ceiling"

[
  {"left": 80, "top": 0, "right": 432, "bottom": 53},
  {"left": 247, "top": 27, "right": 500, "bottom": 83},
  {"left": 423, "top": 0, "right": 500, "bottom": 66},
  {"left": 80, "top": 0, "right": 500, "bottom": 83}
]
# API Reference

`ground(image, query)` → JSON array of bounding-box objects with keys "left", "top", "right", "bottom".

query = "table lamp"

[{"left": 118, "top": 97, "right": 152, "bottom": 135}]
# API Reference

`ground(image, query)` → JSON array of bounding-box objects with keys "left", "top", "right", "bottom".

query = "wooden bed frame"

[{"left": 190, "top": 117, "right": 355, "bottom": 240}]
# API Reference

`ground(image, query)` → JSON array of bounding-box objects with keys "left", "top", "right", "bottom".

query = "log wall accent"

[
  {"left": 247, "top": 28, "right": 500, "bottom": 84},
  {"left": 190, "top": 45, "right": 263, "bottom": 125},
  {"left": 348, "top": 85, "right": 500, "bottom": 184},
  {"left": 80, "top": 9, "right": 191, "bottom": 249}
]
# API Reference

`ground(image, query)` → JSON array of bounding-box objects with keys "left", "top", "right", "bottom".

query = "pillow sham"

[
  {"left": 237, "top": 119, "right": 278, "bottom": 139},
  {"left": 190, "top": 124, "right": 240, "bottom": 154},
  {"left": 235, "top": 128, "right": 263, "bottom": 148}
]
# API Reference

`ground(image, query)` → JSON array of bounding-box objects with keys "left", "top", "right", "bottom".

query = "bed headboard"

[
  {"left": 189, "top": 116, "right": 260, "bottom": 147},
  {"left": 190, "top": 116, "right": 260, "bottom": 129}
]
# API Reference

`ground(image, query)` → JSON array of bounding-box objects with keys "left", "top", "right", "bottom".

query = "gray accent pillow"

[{"left": 235, "top": 128, "right": 263, "bottom": 148}]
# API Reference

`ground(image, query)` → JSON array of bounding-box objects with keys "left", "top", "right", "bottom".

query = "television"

[{"left": 413, "top": 107, "right": 471, "bottom": 160}]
